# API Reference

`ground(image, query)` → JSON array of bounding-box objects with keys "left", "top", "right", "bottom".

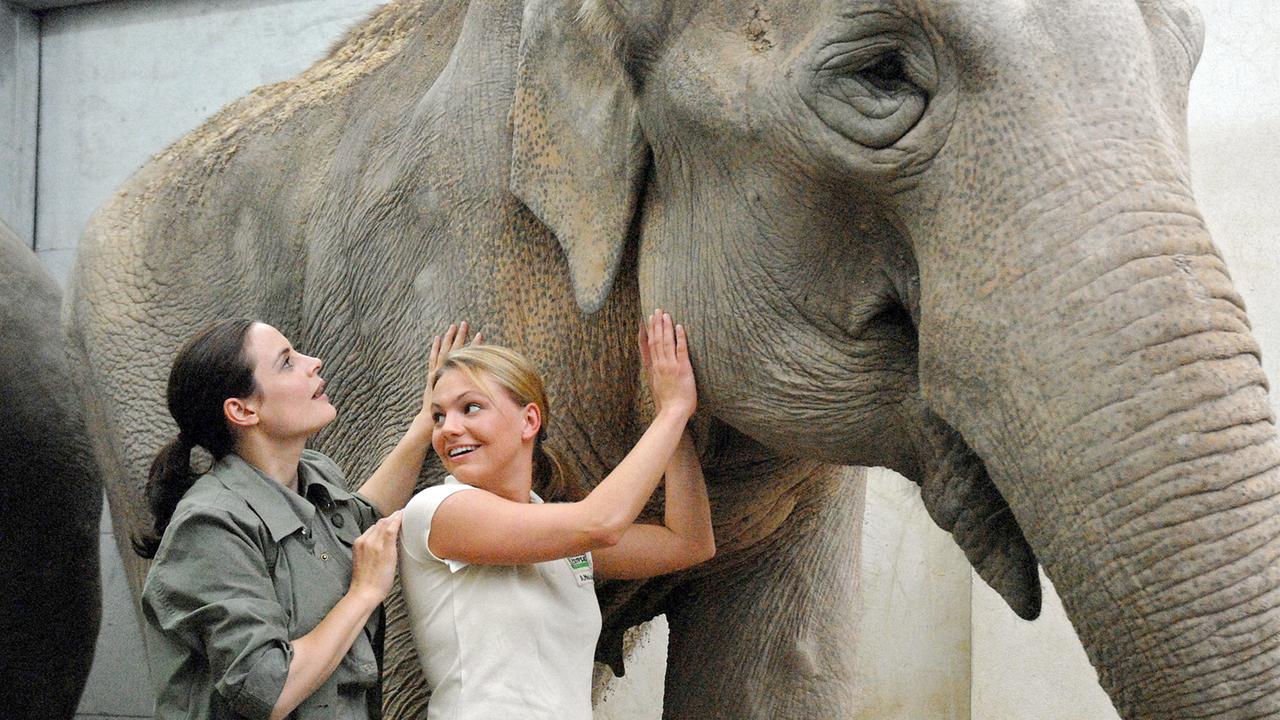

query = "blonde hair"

[{"left": 431, "top": 345, "right": 583, "bottom": 502}]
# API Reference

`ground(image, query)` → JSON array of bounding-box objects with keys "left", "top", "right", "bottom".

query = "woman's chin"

[{"left": 446, "top": 463, "right": 484, "bottom": 485}]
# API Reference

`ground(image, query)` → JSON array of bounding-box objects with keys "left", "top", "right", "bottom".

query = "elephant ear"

[{"left": 510, "top": 0, "right": 648, "bottom": 314}]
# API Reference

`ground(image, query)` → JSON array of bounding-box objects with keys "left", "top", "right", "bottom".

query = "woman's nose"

[{"left": 439, "top": 412, "right": 463, "bottom": 435}]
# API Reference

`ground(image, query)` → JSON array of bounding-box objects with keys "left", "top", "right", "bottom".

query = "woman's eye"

[
  {"left": 431, "top": 412, "right": 444, "bottom": 423},
  {"left": 465, "top": 402, "right": 482, "bottom": 413},
  {"left": 282, "top": 356, "right": 293, "bottom": 369}
]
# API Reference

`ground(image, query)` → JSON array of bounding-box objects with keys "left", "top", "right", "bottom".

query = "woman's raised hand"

[
  {"left": 421, "top": 322, "right": 482, "bottom": 411},
  {"left": 639, "top": 309, "right": 697, "bottom": 420},
  {"left": 360, "top": 324, "right": 482, "bottom": 516}
]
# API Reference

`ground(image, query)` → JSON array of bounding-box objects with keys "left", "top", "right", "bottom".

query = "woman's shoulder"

[
  {"left": 402, "top": 478, "right": 479, "bottom": 567},
  {"left": 405, "top": 478, "right": 477, "bottom": 514},
  {"left": 144, "top": 480, "right": 265, "bottom": 594},
  {"left": 166, "top": 476, "right": 257, "bottom": 533}
]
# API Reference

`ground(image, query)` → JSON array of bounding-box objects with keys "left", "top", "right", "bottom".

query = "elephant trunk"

[
  {"left": 919, "top": 190, "right": 1280, "bottom": 717},
  {"left": 1037, "top": 371, "right": 1280, "bottom": 718}
]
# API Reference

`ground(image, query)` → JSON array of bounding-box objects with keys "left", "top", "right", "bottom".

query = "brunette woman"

[{"left": 138, "top": 319, "right": 474, "bottom": 720}]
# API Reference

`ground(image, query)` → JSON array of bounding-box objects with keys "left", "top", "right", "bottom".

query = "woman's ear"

[
  {"left": 521, "top": 403, "right": 543, "bottom": 442},
  {"left": 224, "top": 397, "right": 259, "bottom": 430}
]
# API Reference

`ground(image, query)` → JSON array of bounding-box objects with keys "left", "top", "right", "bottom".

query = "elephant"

[
  {"left": 0, "top": 221, "right": 101, "bottom": 719},
  {"left": 64, "top": 0, "right": 1280, "bottom": 718}
]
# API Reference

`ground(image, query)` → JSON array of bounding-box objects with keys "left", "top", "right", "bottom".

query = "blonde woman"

[{"left": 399, "top": 310, "right": 715, "bottom": 719}]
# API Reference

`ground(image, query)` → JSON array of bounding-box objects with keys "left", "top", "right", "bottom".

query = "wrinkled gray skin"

[
  {"left": 0, "top": 222, "right": 101, "bottom": 718},
  {"left": 67, "top": 0, "right": 1280, "bottom": 717}
]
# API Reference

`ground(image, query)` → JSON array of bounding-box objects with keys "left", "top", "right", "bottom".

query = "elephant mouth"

[
  {"left": 867, "top": 295, "right": 1041, "bottom": 618},
  {"left": 913, "top": 412, "right": 1042, "bottom": 620}
]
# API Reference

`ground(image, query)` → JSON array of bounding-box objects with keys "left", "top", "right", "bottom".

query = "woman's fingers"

[
  {"left": 350, "top": 511, "right": 403, "bottom": 600},
  {"left": 662, "top": 312, "right": 676, "bottom": 364},
  {"left": 646, "top": 310, "right": 675, "bottom": 366},
  {"left": 439, "top": 324, "right": 458, "bottom": 363},
  {"left": 448, "top": 321, "right": 468, "bottom": 352},
  {"left": 428, "top": 334, "right": 442, "bottom": 372},
  {"left": 640, "top": 308, "right": 697, "bottom": 417},
  {"left": 647, "top": 309, "right": 661, "bottom": 359},
  {"left": 428, "top": 321, "right": 479, "bottom": 377}
]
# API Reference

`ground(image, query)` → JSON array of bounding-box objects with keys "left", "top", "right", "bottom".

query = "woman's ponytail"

[
  {"left": 533, "top": 435, "right": 585, "bottom": 503},
  {"left": 133, "top": 434, "right": 198, "bottom": 558},
  {"left": 132, "top": 319, "right": 258, "bottom": 558}
]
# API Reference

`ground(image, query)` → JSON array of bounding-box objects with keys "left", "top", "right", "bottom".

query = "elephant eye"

[
  {"left": 858, "top": 52, "right": 910, "bottom": 91},
  {"left": 806, "top": 42, "right": 930, "bottom": 149}
]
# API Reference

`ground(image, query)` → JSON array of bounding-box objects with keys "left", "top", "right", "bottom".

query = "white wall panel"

[
  {"left": 857, "top": 469, "right": 972, "bottom": 719},
  {"left": 35, "top": 0, "right": 389, "bottom": 283},
  {"left": 1189, "top": 0, "right": 1280, "bottom": 400}
]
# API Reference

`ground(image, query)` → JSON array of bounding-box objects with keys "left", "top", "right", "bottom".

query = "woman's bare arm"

[
  {"left": 358, "top": 323, "right": 476, "bottom": 516},
  {"left": 592, "top": 431, "right": 715, "bottom": 579}
]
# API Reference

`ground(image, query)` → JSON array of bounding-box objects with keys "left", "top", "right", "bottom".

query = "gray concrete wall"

[
  {"left": 35, "top": 0, "right": 393, "bottom": 282},
  {"left": 0, "top": 1, "right": 38, "bottom": 244},
  {"left": 23, "top": 0, "right": 1280, "bottom": 718}
]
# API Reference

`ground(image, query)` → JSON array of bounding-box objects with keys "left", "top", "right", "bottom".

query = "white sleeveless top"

[{"left": 399, "top": 477, "right": 601, "bottom": 720}]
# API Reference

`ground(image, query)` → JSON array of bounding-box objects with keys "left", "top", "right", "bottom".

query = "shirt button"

[
  {"left": 331, "top": 514, "right": 345, "bottom": 528},
  {"left": 321, "top": 553, "right": 329, "bottom": 561},
  {"left": 300, "top": 528, "right": 309, "bottom": 536}
]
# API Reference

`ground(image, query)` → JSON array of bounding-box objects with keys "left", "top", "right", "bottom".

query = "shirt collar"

[
  {"left": 299, "top": 458, "right": 357, "bottom": 507},
  {"left": 209, "top": 453, "right": 313, "bottom": 544},
  {"left": 444, "top": 474, "right": 543, "bottom": 504}
]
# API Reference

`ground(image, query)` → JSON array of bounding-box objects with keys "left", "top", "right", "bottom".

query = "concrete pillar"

[{"left": 0, "top": 2, "right": 38, "bottom": 245}]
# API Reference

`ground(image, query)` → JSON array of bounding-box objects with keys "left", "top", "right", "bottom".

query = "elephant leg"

[{"left": 662, "top": 467, "right": 865, "bottom": 719}]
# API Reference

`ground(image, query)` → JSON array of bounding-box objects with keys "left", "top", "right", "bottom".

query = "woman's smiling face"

[
  {"left": 430, "top": 367, "right": 539, "bottom": 487},
  {"left": 241, "top": 323, "right": 337, "bottom": 440}
]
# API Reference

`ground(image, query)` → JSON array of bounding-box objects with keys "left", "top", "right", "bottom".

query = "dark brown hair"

[{"left": 133, "top": 319, "right": 258, "bottom": 558}]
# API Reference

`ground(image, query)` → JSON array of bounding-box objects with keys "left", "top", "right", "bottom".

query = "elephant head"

[{"left": 511, "top": 0, "right": 1280, "bottom": 717}]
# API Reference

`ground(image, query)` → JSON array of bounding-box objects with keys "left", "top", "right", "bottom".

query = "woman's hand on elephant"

[
  {"left": 421, "top": 322, "right": 483, "bottom": 412},
  {"left": 360, "top": 325, "right": 479, "bottom": 514},
  {"left": 640, "top": 309, "right": 697, "bottom": 420},
  {"left": 348, "top": 511, "right": 403, "bottom": 603}
]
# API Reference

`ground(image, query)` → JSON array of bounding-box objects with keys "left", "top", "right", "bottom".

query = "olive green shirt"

[{"left": 141, "top": 450, "right": 382, "bottom": 720}]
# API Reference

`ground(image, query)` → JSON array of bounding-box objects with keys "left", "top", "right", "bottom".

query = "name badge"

[{"left": 566, "top": 554, "right": 593, "bottom": 586}]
